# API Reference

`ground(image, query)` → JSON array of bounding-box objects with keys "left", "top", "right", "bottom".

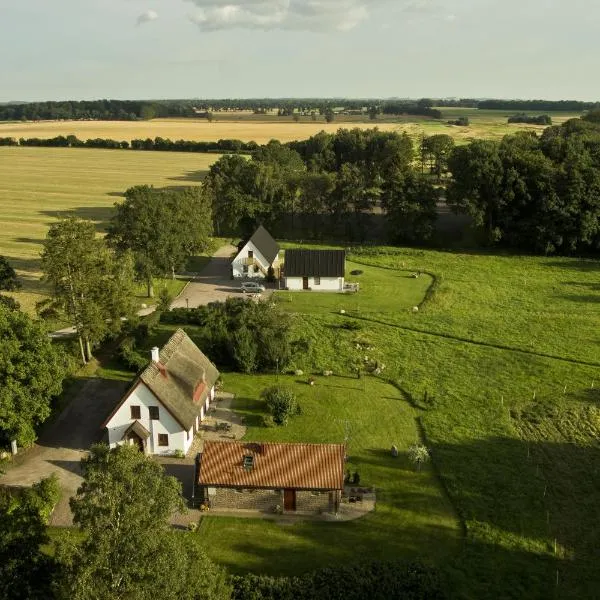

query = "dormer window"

[{"left": 243, "top": 455, "right": 254, "bottom": 470}]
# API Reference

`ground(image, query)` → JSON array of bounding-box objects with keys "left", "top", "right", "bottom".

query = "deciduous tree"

[
  {"left": 41, "top": 217, "right": 136, "bottom": 362},
  {"left": 57, "top": 444, "right": 230, "bottom": 600},
  {"left": 0, "top": 306, "right": 67, "bottom": 446},
  {"left": 108, "top": 186, "right": 213, "bottom": 296}
]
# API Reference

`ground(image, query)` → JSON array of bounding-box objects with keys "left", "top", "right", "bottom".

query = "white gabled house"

[
  {"left": 231, "top": 225, "right": 280, "bottom": 279},
  {"left": 102, "top": 329, "right": 219, "bottom": 456},
  {"left": 284, "top": 249, "right": 346, "bottom": 292}
]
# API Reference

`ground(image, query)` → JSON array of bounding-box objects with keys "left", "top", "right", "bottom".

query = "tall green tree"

[
  {"left": 0, "top": 477, "right": 60, "bottom": 600},
  {"left": 41, "top": 217, "right": 136, "bottom": 363},
  {"left": 382, "top": 172, "right": 439, "bottom": 244},
  {"left": 446, "top": 140, "right": 505, "bottom": 243},
  {"left": 108, "top": 186, "right": 213, "bottom": 297},
  {"left": 0, "top": 306, "right": 67, "bottom": 446},
  {"left": 0, "top": 256, "right": 20, "bottom": 291},
  {"left": 421, "top": 134, "right": 455, "bottom": 181},
  {"left": 57, "top": 444, "right": 230, "bottom": 600}
]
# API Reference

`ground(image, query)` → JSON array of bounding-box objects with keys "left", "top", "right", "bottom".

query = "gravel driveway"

[
  {"left": 0, "top": 378, "right": 127, "bottom": 525},
  {"left": 171, "top": 244, "right": 274, "bottom": 308}
]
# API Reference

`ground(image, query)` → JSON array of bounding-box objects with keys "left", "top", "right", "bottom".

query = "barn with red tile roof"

[{"left": 195, "top": 441, "right": 345, "bottom": 514}]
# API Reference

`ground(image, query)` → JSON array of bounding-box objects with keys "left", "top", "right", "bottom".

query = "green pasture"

[
  {"left": 196, "top": 373, "right": 460, "bottom": 575},
  {"left": 203, "top": 245, "right": 598, "bottom": 598}
]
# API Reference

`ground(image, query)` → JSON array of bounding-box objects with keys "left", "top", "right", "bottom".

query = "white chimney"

[{"left": 151, "top": 347, "right": 160, "bottom": 363}]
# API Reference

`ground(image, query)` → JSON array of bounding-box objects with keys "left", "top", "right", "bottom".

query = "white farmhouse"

[
  {"left": 231, "top": 225, "right": 280, "bottom": 279},
  {"left": 284, "top": 249, "right": 346, "bottom": 291},
  {"left": 102, "top": 329, "right": 219, "bottom": 456}
]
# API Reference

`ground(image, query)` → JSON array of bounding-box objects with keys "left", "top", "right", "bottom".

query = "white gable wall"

[
  {"left": 105, "top": 382, "right": 194, "bottom": 456},
  {"left": 232, "top": 240, "right": 278, "bottom": 279},
  {"left": 285, "top": 276, "right": 344, "bottom": 291}
]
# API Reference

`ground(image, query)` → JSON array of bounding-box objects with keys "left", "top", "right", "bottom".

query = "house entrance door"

[
  {"left": 128, "top": 432, "right": 145, "bottom": 453},
  {"left": 302, "top": 277, "right": 309, "bottom": 290},
  {"left": 283, "top": 489, "right": 296, "bottom": 511}
]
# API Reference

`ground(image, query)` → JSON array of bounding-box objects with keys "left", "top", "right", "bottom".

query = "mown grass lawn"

[
  {"left": 197, "top": 374, "right": 460, "bottom": 575},
  {"left": 83, "top": 243, "right": 599, "bottom": 599},
  {"left": 274, "top": 259, "right": 432, "bottom": 315}
]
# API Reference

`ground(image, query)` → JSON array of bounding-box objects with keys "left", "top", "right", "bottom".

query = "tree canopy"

[
  {"left": 108, "top": 185, "right": 213, "bottom": 297},
  {"left": 0, "top": 306, "right": 67, "bottom": 446},
  {"left": 41, "top": 217, "right": 136, "bottom": 363},
  {"left": 58, "top": 444, "right": 230, "bottom": 600}
]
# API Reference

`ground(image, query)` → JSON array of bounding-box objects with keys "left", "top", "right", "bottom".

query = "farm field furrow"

[{"left": 0, "top": 146, "right": 218, "bottom": 312}]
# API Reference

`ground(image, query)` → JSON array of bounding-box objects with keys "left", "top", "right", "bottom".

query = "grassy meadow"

[
  {"left": 197, "top": 373, "right": 461, "bottom": 575},
  {"left": 99, "top": 244, "right": 600, "bottom": 598},
  {"left": 0, "top": 146, "right": 218, "bottom": 312},
  {"left": 0, "top": 107, "right": 582, "bottom": 147}
]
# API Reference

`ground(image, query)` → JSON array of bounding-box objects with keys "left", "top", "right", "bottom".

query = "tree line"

[
  {"left": 0, "top": 134, "right": 257, "bottom": 154},
  {"left": 2, "top": 97, "right": 597, "bottom": 123},
  {"left": 507, "top": 114, "right": 552, "bottom": 125},
  {"left": 205, "top": 117, "right": 600, "bottom": 254}
]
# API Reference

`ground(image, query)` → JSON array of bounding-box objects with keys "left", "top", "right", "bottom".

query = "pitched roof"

[
  {"left": 139, "top": 329, "right": 219, "bottom": 430},
  {"left": 198, "top": 441, "right": 345, "bottom": 490},
  {"left": 122, "top": 420, "right": 150, "bottom": 440},
  {"left": 284, "top": 249, "right": 346, "bottom": 277},
  {"left": 103, "top": 329, "right": 219, "bottom": 431},
  {"left": 246, "top": 225, "right": 280, "bottom": 265}
]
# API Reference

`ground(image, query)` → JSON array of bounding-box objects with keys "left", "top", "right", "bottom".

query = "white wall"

[
  {"left": 232, "top": 241, "right": 278, "bottom": 279},
  {"left": 285, "top": 276, "right": 344, "bottom": 291},
  {"left": 105, "top": 383, "right": 192, "bottom": 456}
]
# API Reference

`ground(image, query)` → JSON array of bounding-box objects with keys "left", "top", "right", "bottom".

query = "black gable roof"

[
  {"left": 248, "top": 225, "right": 280, "bottom": 265},
  {"left": 284, "top": 249, "right": 345, "bottom": 277}
]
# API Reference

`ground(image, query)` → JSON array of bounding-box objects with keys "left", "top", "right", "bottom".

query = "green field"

[
  {"left": 0, "top": 146, "right": 218, "bottom": 311},
  {"left": 109, "top": 246, "right": 600, "bottom": 598},
  {"left": 197, "top": 373, "right": 460, "bottom": 575}
]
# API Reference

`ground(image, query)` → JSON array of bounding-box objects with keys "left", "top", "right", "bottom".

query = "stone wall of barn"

[
  {"left": 206, "top": 487, "right": 282, "bottom": 511},
  {"left": 296, "top": 490, "right": 336, "bottom": 513}
]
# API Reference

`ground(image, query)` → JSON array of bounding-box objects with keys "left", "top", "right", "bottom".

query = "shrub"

[
  {"left": 172, "top": 449, "right": 185, "bottom": 459},
  {"left": 0, "top": 295, "right": 20, "bottom": 311},
  {"left": 231, "top": 560, "right": 445, "bottom": 600},
  {"left": 407, "top": 444, "right": 430, "bottom": 471},
  {"left": 261, "top": 386, "right": 301, "bottom": 426}
]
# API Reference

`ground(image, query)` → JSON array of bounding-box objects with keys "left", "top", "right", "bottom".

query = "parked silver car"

[{"left": 240, "top": 281, "right": 265, "bottom": 293}]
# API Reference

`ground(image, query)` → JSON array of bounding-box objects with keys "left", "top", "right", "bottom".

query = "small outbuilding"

[
  {"left": 284, "top": 249, "right": 345, "bottom": 291},
  {"left": 103, "top": 329, "right": 219, "bottom": 456},
  {"left": 231, "top": 225, "right": 280, "bottom": 279},
  {"left": 195, "top": 441, "right": 345, "bottom": 514}
]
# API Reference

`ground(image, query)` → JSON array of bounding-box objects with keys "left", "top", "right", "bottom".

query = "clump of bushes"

[
  {"left": 261, "top": 386, "right": 301, "bottom": 426},
  {"left": 160, "top": 298, "right": 294, "bottom": 374},
  {"left": 231, "top": 560, "right": 445, "bottom": 600}
]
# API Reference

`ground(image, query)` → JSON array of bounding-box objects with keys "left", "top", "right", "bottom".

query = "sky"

[{"left": 1, "top": 0, "right": 599, "bottom": 102}]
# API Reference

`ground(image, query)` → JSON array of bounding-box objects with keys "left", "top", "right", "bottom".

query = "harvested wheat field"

[{"left": 0, "top": 146, "right": 218, "bottom": 310}]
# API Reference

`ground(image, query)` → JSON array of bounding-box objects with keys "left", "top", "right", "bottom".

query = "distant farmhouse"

[
  {"left": 195, "top": 441, "right": 345, "bottom": 514},
  {"left": 103, "top": 329, "right": 219, "bottom": 456},
  {"left": 232, "top": 225, "right": 280, "bottom": 279},
  {"left": 284, "top": 249, "right": 346, "bottom": 291}
]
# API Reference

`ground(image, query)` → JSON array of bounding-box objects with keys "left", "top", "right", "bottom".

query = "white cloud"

[
  {"left": 186, "top": 0, "right": 381, "bottom": 32},
  {"left": 137, "top": 9, "right": 159, "bottom": 26}
]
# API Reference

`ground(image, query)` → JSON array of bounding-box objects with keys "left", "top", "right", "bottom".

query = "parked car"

[{"left": 240, "top": 281, "right": 265, "bottom": 294}]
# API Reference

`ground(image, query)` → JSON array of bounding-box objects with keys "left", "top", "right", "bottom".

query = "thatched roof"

[{"left": 139, "top": 329, "right": 219, "bottom": 430}]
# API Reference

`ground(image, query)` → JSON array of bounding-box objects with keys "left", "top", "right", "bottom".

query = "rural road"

[{"left": 0, "top": 378, "right": 128, "bottom": 526}]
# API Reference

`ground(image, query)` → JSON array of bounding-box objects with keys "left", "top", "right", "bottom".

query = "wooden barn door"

[
  {"left": 302, "top": 277, "right": 309, "bottom": 290},
  {"left": 283, "top": 489, "right": 296, "bottom": 511}
]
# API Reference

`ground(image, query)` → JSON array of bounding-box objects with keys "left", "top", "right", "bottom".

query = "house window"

[
  {"left": 130, "top": 405, "right": 141, "bottom": 419},
  {"left": 314, "top": 277, "right": 321, "bottom": 285},
  {"left": 149, "top": 406, "right": 159, "bottom": 420},
  {"left": 248, "top": 250, "right": 254, "bottom": 259},
  {"left": 242, "top": 265, "right": 248, "bottom": 274},
  {"left": 158, "top": 434, "right": 168, "bottom": 447}
]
